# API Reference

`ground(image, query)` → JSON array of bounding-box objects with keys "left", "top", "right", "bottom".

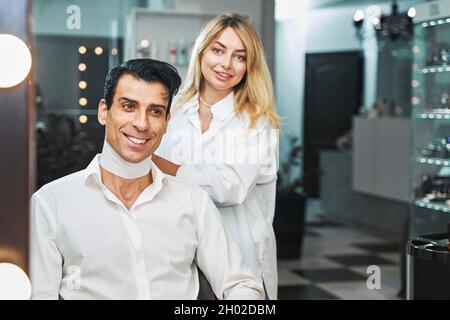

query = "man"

[{"left": 30, "top": 59, "right": 264, "bottom": 300}]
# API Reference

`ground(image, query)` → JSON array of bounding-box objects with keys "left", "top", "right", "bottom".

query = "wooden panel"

[{"left": 0, "top": 0, "right": 34, "bottom": 272}]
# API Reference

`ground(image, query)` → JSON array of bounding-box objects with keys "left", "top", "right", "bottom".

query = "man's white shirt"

[{"left": 30, "top": 155, "right": 264, "bottom": 300}]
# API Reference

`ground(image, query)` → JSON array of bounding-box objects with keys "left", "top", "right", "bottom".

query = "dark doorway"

[{"left": 303, "top": 51, "right": 363, "bottom": 197}]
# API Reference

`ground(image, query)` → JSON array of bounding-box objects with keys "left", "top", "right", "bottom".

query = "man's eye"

[
  {"left": 151, "top": 108, "right": 163, "bottom": 116},
  {"left": 123, "top": 103, "right": 135, "bottom": 110}
]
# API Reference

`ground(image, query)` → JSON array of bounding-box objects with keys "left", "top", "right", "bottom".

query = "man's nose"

[{"left": 133, "top": 111, "right": 150, "bottom": 131}]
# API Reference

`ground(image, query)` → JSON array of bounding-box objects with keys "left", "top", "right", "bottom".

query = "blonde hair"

[{"left": 176, "top": 13, "right": 280, "bottom": 129}]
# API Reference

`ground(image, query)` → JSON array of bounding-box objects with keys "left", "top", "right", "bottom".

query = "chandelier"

[{"left": 353, "top": 0, "right": 416, "bottom": 42}]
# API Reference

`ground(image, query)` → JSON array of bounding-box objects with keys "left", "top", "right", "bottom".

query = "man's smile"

[{"left": 123, "top": 133, "right": 149, "bottom": 145}]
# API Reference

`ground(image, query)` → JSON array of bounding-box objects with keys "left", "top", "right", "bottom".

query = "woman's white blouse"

[{"left": 157, "top": 92, "right": 279, "bottom": 299}]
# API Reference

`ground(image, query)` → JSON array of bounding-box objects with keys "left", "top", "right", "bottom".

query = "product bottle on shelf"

[
  {"left": 168, "top": 40, "right": 177, "bottom": 65},
  {"left": 150, "top": 40, "right": 159, "bottom": 60},
  {"left": 176, "top": 39, "right": 188, "bottom": 66}
]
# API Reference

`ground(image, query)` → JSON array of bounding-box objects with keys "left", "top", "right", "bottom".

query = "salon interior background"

[{"left": 0, "top": 0, "right": 425, "bottom": 294}]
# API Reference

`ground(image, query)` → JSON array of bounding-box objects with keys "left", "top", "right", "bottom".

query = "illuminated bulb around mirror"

[
  {"left": 94, "top": 47, "right": 103, "bottom": 55},
  {"left": 78, "top": 45, "right": 87, "bottom": 55},
  {"left": 0, "top": 34, "right": 32, "bottom": 88},
  {"left": 79, "top": 81, "right": 87, "bottom": 89},
  {"left": 78, "top": 63, "right": 87, "bottom": 72},
  {"left": 79, "top": 97, "right": 88, "bottom": 106},
  {"left": 0, "top": 263, "right": 32, "bottom": 300},
  {"left": 408, "top": 7, "right": 416, "bottom": 18},
  {"left": 111, "top": 48, "right": 118, "bottom": 56},
  {"left": 79, "top": 115, "right": 88, "bottom": 124}
]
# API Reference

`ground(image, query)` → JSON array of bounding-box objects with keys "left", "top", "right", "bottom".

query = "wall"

[
  {"left": 274, "top": 0, "right": 423, "bottom": 162},
  {"left": 33, "top": 0, "right": 265, "bottom": 40},
  {"left": 32, "top": 0, "right": 273, "bottom": 123},
  {"left": 33, "top": 0, "right": 143, "bottom": 37},
  {"left": 275, "top": 2, "right": 363, "bottom": 164}
]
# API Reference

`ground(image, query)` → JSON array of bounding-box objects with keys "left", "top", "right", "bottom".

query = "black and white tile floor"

[{"left": 277, "top": 201, "right": 403, "bottom": 300}]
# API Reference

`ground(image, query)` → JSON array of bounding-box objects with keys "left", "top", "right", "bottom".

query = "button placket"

[{"left": 119, "top": 208, "right": 151, "bottom": 299}]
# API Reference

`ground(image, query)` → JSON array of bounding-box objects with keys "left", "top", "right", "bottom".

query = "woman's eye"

[
  {"left": 235, "top": 55, "right": 246, "bottom": 62},
  {"left": 212, "top": 48, "right": 222, "bottom": 54}
]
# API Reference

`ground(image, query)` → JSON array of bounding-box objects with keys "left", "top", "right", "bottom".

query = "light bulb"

[
  {"left": 79, "top": 81, "right": 87, "bottom": 89},
  {"left": 353, "top": 10, "right": 364, "bottom": 22},
  {"left": 79, "top": 97, "right": 88, "bottom": 106},
  {"left": 94, "top": 47, "right": 103, "bottom": 55},
  {"left": 78, "top": 63, "right": 87, "bottom": 72},
  {"left": 0, "top": 263, "right": 32, "bottom": 300},
  {"left": 78, "top": 45, "right": 87, "bottom": 55},
  {"left": 79, "top": 115, "right": 88, "bottom": 124},
  {"left": 0, "top": 34, "right": 32, "bottom": 88}
]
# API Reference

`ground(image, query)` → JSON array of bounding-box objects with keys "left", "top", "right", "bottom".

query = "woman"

[{"left": 153, "top": 13, "right": 280, "bottom": 299}]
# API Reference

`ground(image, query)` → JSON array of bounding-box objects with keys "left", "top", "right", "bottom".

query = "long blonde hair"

[{"left": 176, "top": 13, "right": 280, "bottom": 129}]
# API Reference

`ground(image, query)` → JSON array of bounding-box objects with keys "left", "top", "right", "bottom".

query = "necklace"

[
  {"left": 199, "top": 95, "right": 214, "bottom": 120},
  {"left": 199, "top": 95, "right": 214, "bottom": 108}
]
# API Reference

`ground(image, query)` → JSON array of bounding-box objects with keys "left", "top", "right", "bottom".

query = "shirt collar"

[
  {"left": 181, "top": 91, "right": 235, "bottom": 122},
  {"left": 84, "top": 154, "right": 166, "bottom": 208}
]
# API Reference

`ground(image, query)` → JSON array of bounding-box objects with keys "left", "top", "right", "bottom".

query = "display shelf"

[
  {"left": 416, "top": 66, "right": 450, "bottom": 73},
  {"left": 410, "top": 0, "right": 450, "bottom": 238},
  {"left": 420, "top": 17, "right": 450, "bottom": 28},
  {"left": 416, "top": 112, "right": 450, "bottom": 119},
  {"left": 415, "top": 157, "right": 450, "bottom": 166},
  {"left": 415, "top": 199, "right": 450, "bottom": 213}
]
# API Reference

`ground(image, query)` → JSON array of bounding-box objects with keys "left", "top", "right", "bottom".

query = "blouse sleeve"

[
  {"left": 176, "top": 121, "right": 279, "bottom": 207},
  {"left": 192, "top": 187, "right": 264, "bottom": 299}
]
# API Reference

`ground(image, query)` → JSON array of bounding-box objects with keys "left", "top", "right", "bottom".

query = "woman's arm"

[
  {"left": 152, "top": 153, "right": 180, "bottom": 176},
  {"left": 157, "top": 123, "right": 278, "bottom": 207}
]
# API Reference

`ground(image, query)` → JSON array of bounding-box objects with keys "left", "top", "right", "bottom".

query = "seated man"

[{"left": 30, "top": 59, "right": 264, "bottom": 300}]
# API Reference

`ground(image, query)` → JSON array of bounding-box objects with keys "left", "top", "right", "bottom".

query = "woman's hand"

[{"left": 152, "top": 154, "right": 180, "bottom": 176}]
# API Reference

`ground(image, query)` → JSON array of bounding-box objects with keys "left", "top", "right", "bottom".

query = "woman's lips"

[{"left": 214, "top": 70, "right": 233, "bottom": 81}]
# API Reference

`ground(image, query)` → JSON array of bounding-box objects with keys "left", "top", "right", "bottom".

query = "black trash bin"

[{"left": 407, "top": 233, "right": 450, "bottom": 299}]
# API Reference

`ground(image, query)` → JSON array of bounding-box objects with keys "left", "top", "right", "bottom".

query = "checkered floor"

[{"left": 277, "top": 204, "right": 403, "bottom": 300}]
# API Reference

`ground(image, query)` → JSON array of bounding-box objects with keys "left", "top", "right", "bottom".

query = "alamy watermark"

[
  {"left": 64, "top": 265, "right": 81, "bottom": 290},
  {"left": 165, "top": 128, "right": 279, "bottom": 176},
  {"left": 366, "top": 265, "right": 381, "bottom": 290},
  {"left": 66, "top": 5, "right": 81, "bottom": 30}
]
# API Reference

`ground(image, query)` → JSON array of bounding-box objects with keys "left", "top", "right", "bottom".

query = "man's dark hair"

[{"left": 103, "top": 59, "right": 181, "bottom": 116}]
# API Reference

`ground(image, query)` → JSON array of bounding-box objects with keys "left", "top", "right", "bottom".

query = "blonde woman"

[{"left": 153, "top": 13, "right": 280, "bottom": 299}]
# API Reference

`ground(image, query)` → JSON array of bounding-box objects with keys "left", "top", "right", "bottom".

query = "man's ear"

[
  {"left": 98, "top": 99, "right": 108, "bottom": 126},
  {"left": 163, "top": 112, "right": 171, "bottom": 134}
]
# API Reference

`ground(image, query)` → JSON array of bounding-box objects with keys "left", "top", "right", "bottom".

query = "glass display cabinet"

[{"left": 410, "top": 0, "right": 450, "bottom": 237}]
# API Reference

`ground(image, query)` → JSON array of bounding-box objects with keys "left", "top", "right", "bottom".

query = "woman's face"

[{"left": 200, "top": 27, "right": 247, "bottom": 95}]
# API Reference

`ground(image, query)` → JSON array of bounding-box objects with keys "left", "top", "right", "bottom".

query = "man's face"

[{"left": 98, "top": 74, "right": 171, "bottom": 163}]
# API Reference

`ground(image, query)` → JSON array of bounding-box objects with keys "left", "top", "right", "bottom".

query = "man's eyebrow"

[
  {"left": 149, "top": 103, "right": 167, "bottom": 110},
  {"left": 118, "top": 97, "right": 167, "bottom": 109},
  {"left": 118, "top": 97, "right": 138, "bottom": 104},
  {"left": 214, "top": 41, "right": 246, "bottom": 53}
]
